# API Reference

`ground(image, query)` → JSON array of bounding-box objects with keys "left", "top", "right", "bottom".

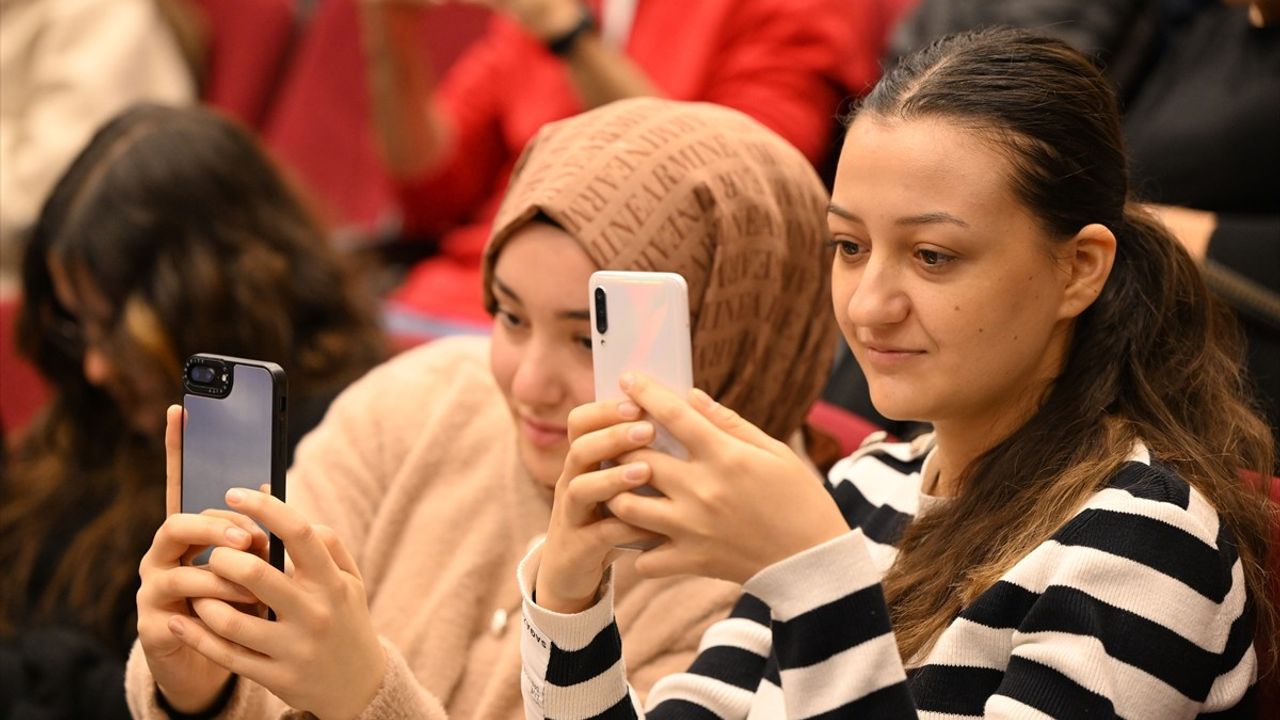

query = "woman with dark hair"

[
  {"left": 525, "top": 28, "right": 1276, "bottom": 717},
  {"left": 0, "top": 103, "right": 385, "bottom": 718}
]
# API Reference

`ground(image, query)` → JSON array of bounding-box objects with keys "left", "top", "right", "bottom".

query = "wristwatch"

[{"left": 545, "top": 5, "right": 596, "bottom": 56}]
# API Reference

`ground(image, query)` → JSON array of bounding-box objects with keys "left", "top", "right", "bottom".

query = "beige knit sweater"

[{"left": 125, "top": 336, "right": 739, "bottom": 719}]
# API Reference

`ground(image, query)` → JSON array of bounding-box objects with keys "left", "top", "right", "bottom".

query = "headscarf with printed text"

[{"left": 482, "top": 97, "right": 836, "bottom": 442}]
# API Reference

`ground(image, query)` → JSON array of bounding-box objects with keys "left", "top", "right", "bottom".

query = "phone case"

[
  {"left": 590, "top": 271, "right": 693, "bottom": 462},
  {"left": 182, "top": 354, "right": 287, "bottom": 571}
]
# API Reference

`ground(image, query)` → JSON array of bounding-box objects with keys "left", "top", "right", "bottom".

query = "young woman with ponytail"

[{"left": 522, "top": 27, "right": 1277, "bottom": 718}]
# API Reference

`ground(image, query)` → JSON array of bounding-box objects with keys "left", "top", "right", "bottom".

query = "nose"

[
  {"left": 844, "top": 255, "right": 910, "bottom": 329},
  {"left": 509, "top": 337, "right": 566, "bottom": 411},
  {"left": 82, "top": 347, "right": 116, "bottom": 387}
]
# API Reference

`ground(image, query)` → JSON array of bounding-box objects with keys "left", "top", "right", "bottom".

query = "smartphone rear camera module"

[
  {"left": 594, "top": 287, "right": 608, "bottom": 334},
  {"left": 185, "top": 356, "right": 231, "bottom": 397}
]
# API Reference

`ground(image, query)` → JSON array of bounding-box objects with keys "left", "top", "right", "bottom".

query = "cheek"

[
  {"left": 934, "top": 277, "right": 1058, "bottom": 371},
  {"left": 488, "top": 330, "right": 520, "bottom": 400},
  {"left": 569, "top": 361, "right": 594, "bottom": 409},
  {"left": 830, "top": 267, "right": 857, "bottom": 330}
]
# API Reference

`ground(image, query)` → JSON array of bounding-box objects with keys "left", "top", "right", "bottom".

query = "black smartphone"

[{"left": 181, "top": 353, "right": 287, "bottom": 571}]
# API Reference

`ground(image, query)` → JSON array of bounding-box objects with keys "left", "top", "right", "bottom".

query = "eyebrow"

[
  {"left": 827, "top": 203, "right": 971, "bottom": 229},
  {"left": 827, "top": 202, "right": 857, "bottom": 221},
  {"left": 491, "top": 277, "right": 591, "bottom": 321}
]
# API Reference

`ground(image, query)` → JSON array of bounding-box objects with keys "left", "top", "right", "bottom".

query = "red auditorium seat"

[
  {"left": 806, "top": 399, "right": 883, "bottom": 457},
  {"left": 0, "top": 298, "right": 49, "bottom": 444},
  {"left": 263, "top": 0, "right": 490, "bottom": 231},
  {"left": 193, "top": 0, "right": 298, "bottom": 128}
]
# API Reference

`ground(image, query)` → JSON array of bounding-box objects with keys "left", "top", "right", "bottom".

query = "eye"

[
  {"left": 574, "top": 335, "right": 593, "bottom": 352},
  {"left": 827, "top": 237, "right": 867, "bottom": 261},
  {"left": 915, "top": 248, "right": 957, "bottom": 268},
  {"left": 494, "top": 308, "right": 526, "bottom": 331}
]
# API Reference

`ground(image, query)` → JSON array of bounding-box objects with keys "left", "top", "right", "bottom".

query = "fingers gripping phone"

[
  {"left": 182, "top": 354, "right": 287, "bottom": 571},
  {"left": 590, "top": 271, "right": 693, "bottom": 548}
]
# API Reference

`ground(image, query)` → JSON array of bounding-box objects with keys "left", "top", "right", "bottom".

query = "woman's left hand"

[
  {"left": 166, "top": 489, "right": 386, "bottom": 720},
  {"left": 607, "top": 374, "right": 851, "bottom": 585}
]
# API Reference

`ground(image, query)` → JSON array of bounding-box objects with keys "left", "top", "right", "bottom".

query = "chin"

[
  {"left": 518, "top": 443, "right": 567, "bottom": 491},
  {"left": 866, "top": 387, "right": 932, "bottom": 424}
]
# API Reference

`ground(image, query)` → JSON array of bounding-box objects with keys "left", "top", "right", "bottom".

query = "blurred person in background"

[
  {"left": 1125, "top": 0, "right": 1280, "bottom": 452},
  {"left": 0, "top": 0, "right": 201, "bottom": 292},
  {"left": 0, "top": 104, "right": 385, "bottom": 719},
  {"left": 359, "top": 0, "right": 883, "bottom": 324}
]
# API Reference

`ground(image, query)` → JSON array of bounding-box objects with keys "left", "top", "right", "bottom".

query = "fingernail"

[
  {"left": 226, "top": 527, "right": 251, "bottom": 545},
  {"left": 617, "top": 401, "right": 640, "bottom": 419},
  {"left": 690, "top": 388, "right": 715, "bottom": 409},
  {"left": 628, "top": 422, "right": 654, "bottom": 442},
  {"left": 168, "top": 617, "right": 185, "bottom": 637},
  {"left": 623, "top": 463, "right": 648, "bottom": 482},
  {"left": 226, "top": 488, "right": 245, "bottom": 505},
  {"left": 619, "top": 373, "right": 635, "bottom": 390}
]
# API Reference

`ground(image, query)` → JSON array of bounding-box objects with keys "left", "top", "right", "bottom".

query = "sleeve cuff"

[
  {"left": 517, "top": 539, "right": 628, "bottom": 719},
  {"left": 125, "top": 638, "right": 249, "bottom": 720},
  {"left": 517, "top": 537, "right": 618, "bottom": 651},
  {"left": 742, "top": 530, "right": 881, "bottom": 622},
  {"left": 354, "top": 638, "right": 448, "bottom": 720}
]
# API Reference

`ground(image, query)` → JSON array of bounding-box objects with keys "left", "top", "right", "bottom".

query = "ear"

[{"left": 1058, "top": 223, "right": 1116, "bottom": 320}]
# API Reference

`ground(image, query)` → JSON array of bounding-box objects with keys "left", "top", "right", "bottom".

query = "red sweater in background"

[{"left": 393, "top": 0, "right": 883, "bottom": 323}]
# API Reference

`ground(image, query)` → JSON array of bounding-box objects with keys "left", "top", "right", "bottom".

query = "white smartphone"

[{"left": 590, "top": 271, "right": 693, "bottom": 548}]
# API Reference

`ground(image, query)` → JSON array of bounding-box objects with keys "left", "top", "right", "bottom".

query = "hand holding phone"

[
  {"left": 135, "top": 405, "right": 266, "bottom": 713},
  {"left": 590, "top": 271, "right": 692, "bottom": 548}
]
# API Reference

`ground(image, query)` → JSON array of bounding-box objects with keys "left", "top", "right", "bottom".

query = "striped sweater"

[{"left": 517, "top": 434, "right": 1258, "bottom": 719}]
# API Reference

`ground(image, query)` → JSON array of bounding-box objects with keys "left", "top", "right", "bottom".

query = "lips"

[
  {"left": 519, "top": 415, "right": 568, "bottom": 449},
  {"left": 860, "top": 343, "right": 926, "bottom": 369}
]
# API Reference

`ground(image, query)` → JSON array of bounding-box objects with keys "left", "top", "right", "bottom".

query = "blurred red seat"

[
  {"left": 807, "top": 399, "right": 882, "bottom": 458},
  {"left": 0, "top": 297, "right": 49, "bottom": 445},
  {"left": 263, "top": 0, "right": 489, "bottom": 231},
  {"left": 193, "top": 0, "right": 299, "bottom": 128}
]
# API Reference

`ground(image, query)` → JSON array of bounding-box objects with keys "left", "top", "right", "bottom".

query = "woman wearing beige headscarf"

[{"left": 124, "top": 96, "right": 836, "bottom": 719}]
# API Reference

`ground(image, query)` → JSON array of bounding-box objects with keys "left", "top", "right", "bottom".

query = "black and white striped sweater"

[{"left": 518, "top": 434, "right": 1257, "bottom": 719}]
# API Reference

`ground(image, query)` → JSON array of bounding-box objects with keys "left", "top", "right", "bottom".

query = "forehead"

[
  {"left": 833, "top": 116, "right": 1019, "bottom": 221},
  {"left": 492, "top": 223, "right": 597, "bottom": 305}
]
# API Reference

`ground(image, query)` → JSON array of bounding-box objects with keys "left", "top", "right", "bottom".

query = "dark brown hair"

[
  {"left": 851, "top": 28, "right": 1276, "bottom": 666},
  {"left": 0, "top": 104, "right": 385, "bottom": 652}
]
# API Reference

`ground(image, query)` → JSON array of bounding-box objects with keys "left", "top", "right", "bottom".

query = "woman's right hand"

[
  {"left": 535, "top": 400, "right": 664, "bottom": 614},
  {"left": 135, "top": 405, "right": 267, "bottom": 713}
]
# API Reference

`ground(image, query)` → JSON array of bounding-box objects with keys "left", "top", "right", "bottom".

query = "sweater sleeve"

[
  {"left": 124, "top": 636, "right": 450, "bottom": 720},
  {"left": 739, "top": 531, "right": 915, "bottom": 717},
  {"left": 518, "top": 541, "right": 639, "bottom": 719},
  {"left": 392, "top": 17, "right": 512, "bottom": 239},
  {"left": 517, "top": 531, "right": 915, "bottom": 720},
  {"left": 124, "top": 637, "right": 283, "bottom": 720},
  {"left": 695, "top": 0, "right": 882, "bottom": 164}
]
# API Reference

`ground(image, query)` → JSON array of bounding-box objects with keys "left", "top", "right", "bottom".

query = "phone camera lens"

[
  {"left": 594, "top": 287, "right": 608, "bottom": 334},
  {"left": 190, "top": 366, "right": 216, "bottom": 384}
]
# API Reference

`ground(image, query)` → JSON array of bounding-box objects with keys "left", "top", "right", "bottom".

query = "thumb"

[{"left": 688, "top": 389, "right": 776, "bottom": 450}]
